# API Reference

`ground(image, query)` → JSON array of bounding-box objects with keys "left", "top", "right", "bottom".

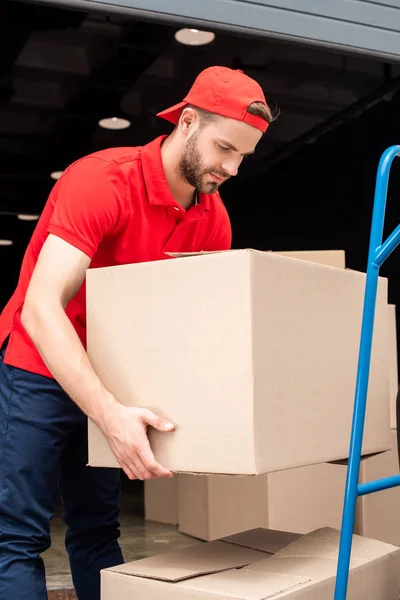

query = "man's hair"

[
  {"left": 246, "top": 101, "right": 275, "bottom": 125},
  {"left": 183, "top": 101, "right": 278, "bottom": 130}
]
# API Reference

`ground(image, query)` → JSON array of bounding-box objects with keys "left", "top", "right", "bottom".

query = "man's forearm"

[{"left": 21, "top": 301, "right": 117, "bottom": 429}]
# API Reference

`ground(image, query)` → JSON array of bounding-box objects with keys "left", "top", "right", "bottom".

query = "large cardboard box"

[
  {"left": 144, "top": 477, "right": 179, "bottom": 525},
  {"left": 87, "top": 249, "right": 390, "bottom": 474},
  {"left": 101, "top": 527, "right": 400, "bottom": 600}
]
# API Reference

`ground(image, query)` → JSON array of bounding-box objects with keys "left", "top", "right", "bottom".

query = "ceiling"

[{"left": 1, "top": 0, "right": 400, "bottom": 256}]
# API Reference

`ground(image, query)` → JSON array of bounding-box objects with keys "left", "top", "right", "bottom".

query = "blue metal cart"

[{"left": 334, "top": 145, "right": 400, "bottom": 599}]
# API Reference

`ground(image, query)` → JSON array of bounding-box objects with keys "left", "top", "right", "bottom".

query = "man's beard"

[{"left": 177, "top": 133, "right": 229, "bottom": 194}]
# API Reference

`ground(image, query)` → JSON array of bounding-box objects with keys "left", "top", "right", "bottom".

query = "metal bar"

[
  {"left": 333, "top": 266, "right": 380, "bottom": 600},
  {"left": 334, "top": 144, "right": 400, "bottom": 600},
  {"left": 358, "top": 474, "right": 400, "bottom": 496},
  {"left": 373, "top": 224, "right": 400, "bottom": 266}
]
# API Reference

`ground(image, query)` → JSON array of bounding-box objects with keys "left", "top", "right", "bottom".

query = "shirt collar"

[{"left": 141, "top": 135, "right": 210, "bottom": 211}]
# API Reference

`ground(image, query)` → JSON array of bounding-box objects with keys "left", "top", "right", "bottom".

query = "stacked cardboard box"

[
  {"left": 87, "top": 249, "right": 391, "bottom": 473},
  {"left": 101, "top": 526, "right": 400, "bottom": 600}
]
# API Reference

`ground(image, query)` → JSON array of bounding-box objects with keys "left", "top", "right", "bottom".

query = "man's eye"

[{"left": 218, "top": 144, "right": 230, "bottom": 151}]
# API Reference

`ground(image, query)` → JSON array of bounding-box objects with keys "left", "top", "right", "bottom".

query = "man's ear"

[{"left": 178, "top": 107, "right": 198, "bottom": 136}]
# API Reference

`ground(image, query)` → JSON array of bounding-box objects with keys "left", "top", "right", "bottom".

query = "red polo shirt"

[{"left": 0, "top": 135, "right": 232, "bottom": 378}]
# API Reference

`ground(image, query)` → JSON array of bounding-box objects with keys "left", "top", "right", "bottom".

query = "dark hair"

[{"left": 246, "top": 101, "right": 277, "bottom": 124}]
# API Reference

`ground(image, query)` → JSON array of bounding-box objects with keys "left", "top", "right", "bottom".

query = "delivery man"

[{"left": 0, "top": 66, "right": 273, "bottom": 600}]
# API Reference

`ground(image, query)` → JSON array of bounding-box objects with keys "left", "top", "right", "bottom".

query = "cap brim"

[{"left": 156, "top": 101, "right": 187, "bottom": 125}]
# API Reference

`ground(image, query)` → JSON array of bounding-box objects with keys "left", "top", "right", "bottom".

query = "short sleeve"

[{"left": 47, "top": 157, "right": 126, "bottom": 259}]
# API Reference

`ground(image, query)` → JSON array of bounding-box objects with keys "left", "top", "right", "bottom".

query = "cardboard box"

[
  {"left": 178, "top": 434, "right": 399, "bottom": 543},
  {"left": 144, "top": 477, "right": 179, "bottom": 525},
  {"left": 100, "top": 526, "right": 400, "bottom": 600},
  {"left": 87, "top": 249, "right": 390, "bottom": 474},
  {"left": 178, "top": 436, "right": 400, "bottom": 543},
  {"left": 178, "top": 464, "right": 347, "bottom": 541}
]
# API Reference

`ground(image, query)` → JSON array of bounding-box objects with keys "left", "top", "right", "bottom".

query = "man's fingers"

[
  {"left": 140, "top": 409, "right": 175, "bottom": 433},
  {"left": 121, "top": 462, "right": 138, "bottom": 480},
  {"left": 129, "top": 456, "right": 153, "bottom": 480},
  {"left": 137, "top": 433, "right": 173, "bottom": 477}
]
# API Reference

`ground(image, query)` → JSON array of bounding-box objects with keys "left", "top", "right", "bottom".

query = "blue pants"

[{"left": 0, "top": 341, "right": 123, "bottom": 600}]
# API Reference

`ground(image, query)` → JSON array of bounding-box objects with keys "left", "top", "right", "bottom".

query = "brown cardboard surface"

[
  {"left": 388, "top": 305, "right": 398, "bottom": 429},
  {"left": 178, "top": 439, "right": 400, "bottom": 544},
  {"left": 87, "top": 249, "right": 390, "bottom": 475},
  {"left": 144, "top": 477, "right": 178, "bottom": 525},
  {"left": 272, "top": 249, "right": 345, "bottom": 269},
  {"left": 179, "top": 568, "right": 311, "bottom": 598},
  {"left": 177, "top": 473, "right": 210, "bottom": 538},
  {"left": 109, "top": 540, "right": 267, "bottom": 582},
  {"left": 251, "top": 250, "right": 389, "bottom": 474},
  {"left": 168, "top": 249, "right": 346, "bottom": 270},
  {"left": 178, "top": 473, "right": 269, "bottom": 540},
  {"left": 267, "top": 464, "right": 347, "bottom": 535},
  {"left": 101, "top": 527, "right": 400, "bottom": 600},
  {"left": 220, "top": 527, "right": 301, "bottom": 553},
  {"left": 178, "top": 466, "right": 346, "bottom": 542},
  {"left": 356, "top": 429, "right": 400, "bottom": 546}
]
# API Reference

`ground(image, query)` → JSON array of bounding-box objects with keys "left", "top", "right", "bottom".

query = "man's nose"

[{"left": 221, "top": 157, "right": 242, "bottom": 177}]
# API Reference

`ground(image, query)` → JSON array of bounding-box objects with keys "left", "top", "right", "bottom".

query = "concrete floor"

[{"left": 43, "top": 481, "right": 201, "bottom": 598}]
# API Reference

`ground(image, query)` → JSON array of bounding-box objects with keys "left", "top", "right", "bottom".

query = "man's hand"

[{"left": 101, "top": 405, "right": 175, "bottom": 480}]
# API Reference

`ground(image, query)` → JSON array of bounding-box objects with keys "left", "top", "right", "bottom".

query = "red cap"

[{"left": 157, "top": 66, "right": 270, "bottom": 133}]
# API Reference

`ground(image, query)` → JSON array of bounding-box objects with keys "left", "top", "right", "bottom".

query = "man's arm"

[{"left": 21, "top": 234, "right": 174, "bottom": 481}]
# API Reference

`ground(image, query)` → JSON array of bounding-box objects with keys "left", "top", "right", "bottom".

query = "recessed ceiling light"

[
  {"left": 50, "top": 170, "right": 64, "bottom": 180},
  {"left": 17, "top": 214, "right": 40, "bottom": 221},
  {"left": 98, "top": 117, "right": 131, "bottom": 130},
  {"left": 0, "top": 239, "right": 13, "bottom": 246},
  {"left": 175, "top": 28, "right": 215, "bottom": 46}
]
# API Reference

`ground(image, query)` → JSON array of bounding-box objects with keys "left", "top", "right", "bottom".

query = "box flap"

[
  {"left": 234, "top": 526, "right": 399, "bottom": 594},
  {"left": 274, "top": 527, "right": 399, "bottom": 562},
  {"left": 108, "top": 540, "right": 268, "bottom": 582},
  {"left": 220, "top": 527, "right": 301, "bottom": 554},
  {"left": 102, "top": 527, "right": 400, "bottom": 599}
]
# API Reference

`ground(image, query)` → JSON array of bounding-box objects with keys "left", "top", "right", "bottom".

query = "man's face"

[{"left": 178, "top": 115, "right": 263, "bottom": 194}]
